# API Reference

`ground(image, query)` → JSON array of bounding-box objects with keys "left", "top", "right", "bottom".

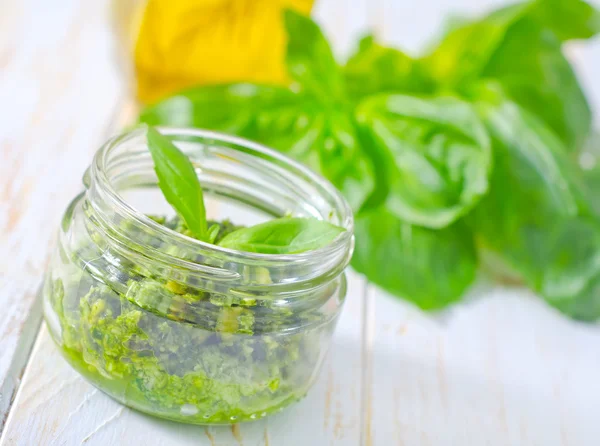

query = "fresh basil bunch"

[{"left": 140, "top": 0, "right": 600, "bottom": 320}]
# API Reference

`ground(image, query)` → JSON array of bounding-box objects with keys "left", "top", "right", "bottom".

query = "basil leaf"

[
  {"left": 283, "top": 9, "right": 343, "bottom": 100},
  {"left": 540, "top": 219, "right": 600, "bottom": 303},
  {"left": 316, "top": 111, "right": 375, "bottom": 211},
  {"left": 356, "top": 94, "right": 491, "bottom": 229},
  {"left": 470, "top": 99, "right": 600, "bottom": 319},
  {"left": 579, "top": 132, "right": 600, "bottom": 218},
  {"left": 481, "top": 15, "right": 592, "bottom": 150},
  {"left": 424, "top": 4, "right": 528, "bottom": 87},
  {"left": 145, "top": 125, "right": 207, "bottom": 240},
  {"left": 551, "top": 274, "right": 600, "bottom": 322},
  {"left": 139, "top": 83, "right": 319, "bottom": 168},
  {"left": 206, "top": 224, "right": 220, "bottom": 244},
  {"left": 248, "top": 107, "right": 375, "bottom": 211},
  {"left": 352, "top": 207, "right": 477, "bottom": 310},
  {"left": 250, "top": 108, "right": 376, "bottom": 211},
  {"left": 139, "top": 84, "right": 299, "bottom": 131},
  {"left": 581, "top": 164, "right": 600, "bottom": 219},
  {"left": 529, "top": 0, "right": 600, "bottom": 41},
  {"left": 140, "top": 85, "right": 376, "bottom": 212},
  {"left": 344, "top": 35, "right": 435, "bottom": 100},
  {"left": 473, "top": 98, "right": 581, "bottom": 222},
  {"left": 217, "top": 217, "right": 345, "bottom": 254},
  {"left": 424, "top": 0, "right": 597, "bottom": 149}
]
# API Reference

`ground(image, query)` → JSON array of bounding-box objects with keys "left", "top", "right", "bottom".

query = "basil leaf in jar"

[
  {"left": 218, "top": 217, "right": 345, "bottom": 254},
  {"left": 145, "top": 125, "right": 208, "bottom": 241}
]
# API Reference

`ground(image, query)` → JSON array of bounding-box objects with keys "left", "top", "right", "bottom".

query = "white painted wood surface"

[
  {"left": 0, "top": 0, "right": 123, "bottom": 428},
  {"left": 1, "top": 0, "right": 600, "bottom": 445}
]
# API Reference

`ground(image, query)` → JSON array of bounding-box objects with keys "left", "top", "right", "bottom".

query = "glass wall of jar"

[{"left": 42, "top": 127, "right": 354, "bottom": 424}]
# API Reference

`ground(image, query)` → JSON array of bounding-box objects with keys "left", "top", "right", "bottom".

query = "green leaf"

[
  {"left": 242, "top": 106, "right": 376, "bottom": 211},
  {"left": 315, "top": 111, "right": 375, "bottom": 211},
  {"left": 424, "top": 4, "right": 528, "bottom": 86},
  {"left": 579, "top": 132, "right": 600, "bottom": 218},
  {"left": 344, "top": 35, "right": 435, "bottom": 99},
  {"left": 529, "top": 0, "right": 600, "bottom": 41},
  {"left": 581, "top": 165, "right": 600, "bottom": 219},
  {"left": 356, "top": 94, "right": 491, "bottom": 229},
  {"left": 206, "top": 224, "right": 220, "bottom": 244},
  {"left": 540, "top": 219, "right": 600, "bottom": 302},
  {"left": 424, "top": 0, "right": 596, "bottom": 149},
  {"left": 217, "top": 217, "right": 345, "bottom": 254},
  {"left": 550, "top": 274, "right": 600, "bottom": 322},
  {"left": 470, "top": 98, "right": 579, "bottom": 247},
  {"left": 470, "top": 99, "right": 600, "bottom": 320},
  {"left": 352, "top": 207, "right": 477, "bottom": 310},
  {"left": 139, "top": 83, "right": 319, "bottom": 167},
  {"left": 145, "top": 125, "right": 207, "bottom": 240},
  {"left": 425, "top": 0, "right": 599, "bottom": 83},
  {"left": 140, "top": 85, "right": 376, "bottom": 212},
  {"left": 283, "top": 9, "right": 343, "bottom": 100},
  {"left": 481, "top": 15, "right": 592, "bottom": 150},
  {"left": 139, "top": 84, "right": 299, "bottom": 131},
  {"left": 474, "top": 98, "right": 582, "bottom": 221}
]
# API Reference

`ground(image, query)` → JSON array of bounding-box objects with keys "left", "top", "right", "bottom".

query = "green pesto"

[{"left": 47, "top": 216, "right": 334, "bottom": 424}]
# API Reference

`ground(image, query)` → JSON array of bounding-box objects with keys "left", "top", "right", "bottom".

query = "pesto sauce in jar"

[{"left": 47, "top": 216, "right": 335, "bottom": 424}]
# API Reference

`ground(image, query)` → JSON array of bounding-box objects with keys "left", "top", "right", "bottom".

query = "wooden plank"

[
  {"left": 0, "top": 279, "right": 42, "bottom": 427},
  {"left": 364, "top": 285, "right": 600, "bottom": 446},
  {"left": 0, "top": 0, "right": 123, "bottom": 430}
]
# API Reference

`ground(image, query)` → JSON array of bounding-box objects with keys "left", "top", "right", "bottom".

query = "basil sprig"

[
  {"left": 145, "top": 125, "right": 345, "bottom": 254},
  {"left": 146, "top": 125, "right": 208, "bottom": 241},
  {"left": 140, "top": 1, "right": 600, "bottom": 321},
  {"left": 217, "top": 217, "right": 345, "bottom": 254}
]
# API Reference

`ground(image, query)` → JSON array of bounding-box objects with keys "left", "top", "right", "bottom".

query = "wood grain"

[
  {"left": 365, "top": 284, "right": 600, "bottom": 446},
  {"left": 0, "top": 0, "right": 123, "bottom": 430}
]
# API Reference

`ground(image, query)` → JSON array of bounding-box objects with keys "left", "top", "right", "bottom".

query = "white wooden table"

[{"left": 1, "top": 0, "right": 600, "bottom": 445}]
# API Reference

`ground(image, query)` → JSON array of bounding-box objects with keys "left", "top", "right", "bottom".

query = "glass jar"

[{"left": 42, "top": 127, "right": 353, "bottom": 424}]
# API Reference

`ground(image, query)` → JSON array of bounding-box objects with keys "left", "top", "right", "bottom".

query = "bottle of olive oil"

[{"left": 112, "top": 0, "right": 314, "bottom": 104}]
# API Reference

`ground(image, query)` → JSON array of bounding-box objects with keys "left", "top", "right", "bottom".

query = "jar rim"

[{"left": 91, "top": 126, "right": 354, "bottom": 272}]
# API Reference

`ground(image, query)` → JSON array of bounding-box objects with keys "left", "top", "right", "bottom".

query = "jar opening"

[{"left": 85, "top": 126, "right": 354, "bottom": 292}]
